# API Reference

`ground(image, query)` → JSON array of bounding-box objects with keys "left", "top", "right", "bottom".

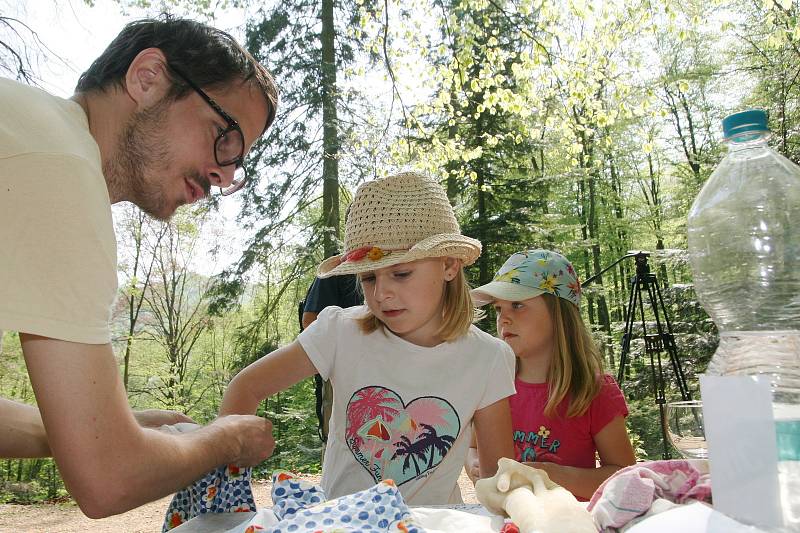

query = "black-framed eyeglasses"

[{"left": 169, "top": 64, "right": 247, "bottom": 196}]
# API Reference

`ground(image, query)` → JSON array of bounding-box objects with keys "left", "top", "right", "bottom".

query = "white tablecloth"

[{"left": 171, "top": 501, "right": 766, "bottom": 532}]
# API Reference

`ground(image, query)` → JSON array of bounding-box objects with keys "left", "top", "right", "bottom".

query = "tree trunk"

[
  {"left": 446, "top": 86, "right": 460, "bottom": 204},
  {"left": 588, "top": 166, "right": 612, "bottom": 338},
  {"left": 321, "top": 0, "right": 340, "bottom": 258},
  {"left": 476, "top": 167, "right": 489, "bottom": 284},
  {"left": 577, "top": 176, "right": 595, "bottom": 325}
]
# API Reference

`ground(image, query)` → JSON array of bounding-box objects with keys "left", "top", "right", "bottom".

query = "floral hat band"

[
  {"left": 338, "top": 245, "right": 407, "bottom": 264},
  {"left": 471, "top": 249, "right": 581, "bottom": 307}
]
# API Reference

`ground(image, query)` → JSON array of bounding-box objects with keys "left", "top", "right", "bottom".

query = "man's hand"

[
  {"left": 21, "top": 334, "right": 278, "bottom": 518},
  {"left": 133, "top": 409, "right": 194, "bottom": 428},
  {"left": 210, "top": 415, "right": 275, "bottom": 467}
]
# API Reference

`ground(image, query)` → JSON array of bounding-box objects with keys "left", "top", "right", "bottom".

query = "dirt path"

[{"left": 0, "top": 471, "right": 477, "bottom": 532}]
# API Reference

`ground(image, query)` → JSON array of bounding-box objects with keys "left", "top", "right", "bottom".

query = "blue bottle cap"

[{"left": 722, "top": 109, "right": 769, "bottom": 139}]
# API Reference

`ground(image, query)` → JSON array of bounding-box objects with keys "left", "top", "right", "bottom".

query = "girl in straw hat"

[
  {"left": 220, "top": 172, "right": 516, "bottom": 505},
  {"left": 466, "top": 250, "right": 635, "bottom": 501}
]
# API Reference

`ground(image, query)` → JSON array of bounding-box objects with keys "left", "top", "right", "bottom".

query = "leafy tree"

[
  {"left": 730, "top": 0, "right": 800, "bottom": 163},
  {"left": 133, "top": 210, "right": 216, "bottom": 414},
  {"left": 114, "top": 205, "right": 168, "bottom": 389},
  {"left": 396, "top": 0, "right": 558, "bottom": 286}
]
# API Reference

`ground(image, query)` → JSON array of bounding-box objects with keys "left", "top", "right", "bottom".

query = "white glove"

[{"left": 475, "top": 458, "right": 596, "bottom": 533}]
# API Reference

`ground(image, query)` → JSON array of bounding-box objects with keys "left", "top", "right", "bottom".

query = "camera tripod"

[{"left": 583, "top": 251, "right": 692, "bottom": 459}]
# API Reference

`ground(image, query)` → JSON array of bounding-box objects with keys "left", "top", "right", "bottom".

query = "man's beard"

[{"left": 104, "top": 99, "right": 209, "bottom": 221}]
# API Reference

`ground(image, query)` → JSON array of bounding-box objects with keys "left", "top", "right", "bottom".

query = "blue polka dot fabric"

[
  {"left": 267, "top": 472, "right": 426, "bottom": 532},
  {"left": 162, "top": 464, "right": 255, "bottom": 531},
  {"left": 270, "top": 471, "right": 326, "bottom": 518}
]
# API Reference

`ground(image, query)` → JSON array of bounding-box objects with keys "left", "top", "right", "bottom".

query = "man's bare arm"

[
  {"left": 0, "top": 400, "right": 195, "bottom": 459},
  {"left": 0, "top": 398, "right": 49, "bottom": 457},
  {"left": 22, "top": 333, "right": 275, "bottom": 518}
]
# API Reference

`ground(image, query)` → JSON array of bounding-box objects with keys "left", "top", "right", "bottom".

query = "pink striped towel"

[{"left": 587, "top": 459, "right": 712, "bottom": 531}]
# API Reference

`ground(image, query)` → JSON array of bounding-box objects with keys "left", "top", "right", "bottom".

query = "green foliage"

[
  {"left": 626, "top": 423, "right": 648, "bottom": 460},
  {"left": 627, "top": 400, "right": 668, "bottom": 459},
  {"left": 0, "top": 342, "right": 69, "bottom": 502},
  {"left": 0, "top": 460, "right": 67, "bottom": 504},
  {"left": 729, "top": 0, "right": 800, "bottom": 163}
]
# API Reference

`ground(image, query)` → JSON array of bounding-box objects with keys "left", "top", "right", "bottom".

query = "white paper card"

[{"left": 700, "top": 375, "right": 782, "bottom": 528}]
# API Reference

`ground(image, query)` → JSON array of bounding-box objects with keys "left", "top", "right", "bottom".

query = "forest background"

[{"left": 1, "top": 0, "right": 798, "bottom": 503}]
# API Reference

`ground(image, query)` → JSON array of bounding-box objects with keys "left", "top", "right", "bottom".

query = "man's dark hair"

[{"left": 75, "top": 15, "right": 277, "bottom": 132}]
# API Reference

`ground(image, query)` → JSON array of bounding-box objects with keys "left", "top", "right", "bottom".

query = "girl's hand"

[
  {"left": 133, "top": 409, "right": 194, "bottom": 428},
  {"left": 466, "top": 446, "right": 481, "bottom": 482},
  {"left": 523, "top": 460, "right": 560, "bottom": 479}
]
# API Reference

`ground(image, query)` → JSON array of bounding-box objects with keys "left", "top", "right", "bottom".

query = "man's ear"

[{"left": 124, "top": 48, "right": 171, "bottom": 107}]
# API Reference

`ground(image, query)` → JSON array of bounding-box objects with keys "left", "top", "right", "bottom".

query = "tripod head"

[{"left": 632, "top": 251, "right": 652, "bottom": 277}]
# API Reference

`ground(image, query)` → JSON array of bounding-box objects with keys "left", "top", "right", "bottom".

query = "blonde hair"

[
  {"left": 356, "top": 264, "right": 475, "bottom": 342},
  {"left": 539, "top": 293, "right": 604, "bottom": 418}
]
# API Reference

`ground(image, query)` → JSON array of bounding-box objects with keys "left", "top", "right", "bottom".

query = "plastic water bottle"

[{"left": 688, "top": 109, "right": 800, "bottom": 530}]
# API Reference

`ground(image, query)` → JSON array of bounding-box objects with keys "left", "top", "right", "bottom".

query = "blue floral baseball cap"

[{"left": 471, "top": 249, "right": 581, "bottom": 307}]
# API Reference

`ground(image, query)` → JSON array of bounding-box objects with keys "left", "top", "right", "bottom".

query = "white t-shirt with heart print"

[{"left": 298, "top": 305, "right": 516, "bottom": 505}]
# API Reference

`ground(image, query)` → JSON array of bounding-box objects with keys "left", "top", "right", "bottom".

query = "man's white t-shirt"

[
  {"left": 0, "top": 78, "right": 116, "bottom": 344},
  {"left": 298, "top": 305, "right": 516, "bottom": 505}
]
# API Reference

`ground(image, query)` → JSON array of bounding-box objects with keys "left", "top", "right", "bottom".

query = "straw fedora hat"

[{"left": 317, "top": 172, "right": 482, "bottom": 278}]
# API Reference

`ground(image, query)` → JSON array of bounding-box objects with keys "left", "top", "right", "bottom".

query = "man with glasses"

[{"left": 0, "top": 16, "right": 278, "bottom": 517}]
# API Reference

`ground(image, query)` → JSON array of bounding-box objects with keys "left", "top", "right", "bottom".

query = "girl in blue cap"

[{"left": 467, "top": 249, "right": 635, "bottom": 500}]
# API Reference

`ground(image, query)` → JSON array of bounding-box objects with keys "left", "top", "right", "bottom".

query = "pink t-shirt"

[{"left": 510, "top": 374, "right": 628, "bottom": 469}]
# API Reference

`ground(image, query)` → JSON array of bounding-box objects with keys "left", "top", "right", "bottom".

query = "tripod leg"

[
  {"left": 637, "top": 274, "right": 670, "bottom": 459},
  {"left": 645, "top": 279, "right": 677, "bottom": 459},
  {"left": 618, "top": 275, "right": 639, "bottom": 386}
]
